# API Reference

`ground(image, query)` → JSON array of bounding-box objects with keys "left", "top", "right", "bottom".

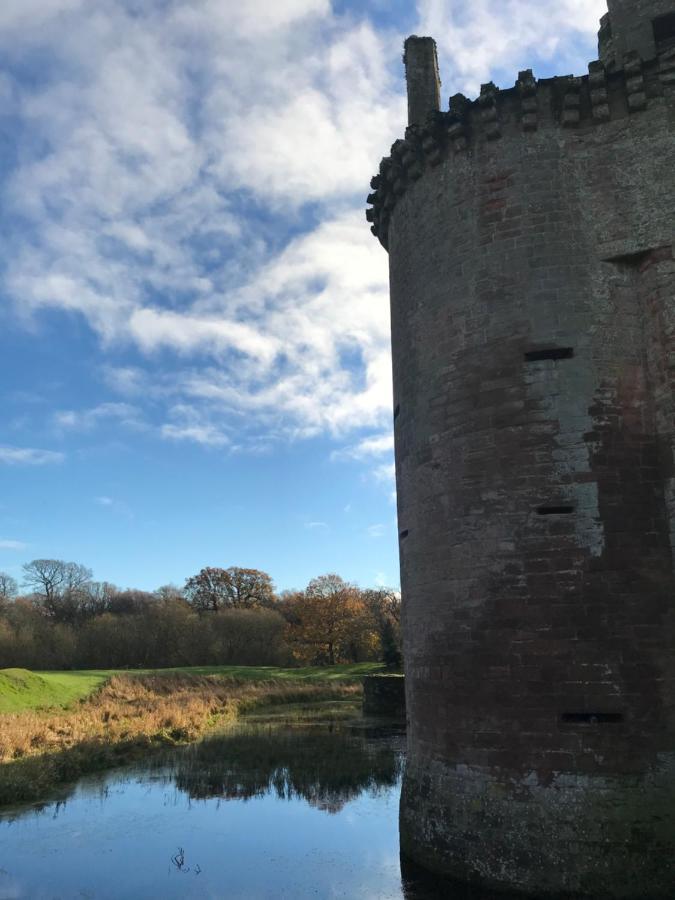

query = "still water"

[{"left": 0, "top": 706, "right": 468, "bottom": 900}]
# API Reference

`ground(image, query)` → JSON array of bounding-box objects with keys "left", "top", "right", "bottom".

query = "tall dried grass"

[{"left": 0, "top": 674, "right": 361, "bottom": 805}]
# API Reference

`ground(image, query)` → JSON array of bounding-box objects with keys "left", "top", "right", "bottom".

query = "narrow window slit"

[
  {"left": 537, "top": 505, "right": 574, "bottom": 515},
  {"left": 524, "top": 347, "right": 574, "bottom": 363},
  {"left": 399, "top": 529, "right": 409, "bottom": 540},
  {"left": 561, "top": 712, "right": 623, "bottom": 724},
  {"left": 654, "top": 12, "right": 675, "bottom": 50},
  {"left": 394, "top": 404, "right": 401, "bottom": 421}
]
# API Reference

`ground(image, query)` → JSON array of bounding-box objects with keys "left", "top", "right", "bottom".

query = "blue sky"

[{"left": 0, "top": 0, "right": 605, "bottom": 593}]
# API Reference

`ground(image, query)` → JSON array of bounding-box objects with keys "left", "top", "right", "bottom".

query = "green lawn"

[{"left": 0, "top": 662, "right": 385, "bottom": 714}]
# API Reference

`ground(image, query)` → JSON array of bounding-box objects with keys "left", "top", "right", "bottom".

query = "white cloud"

[
  {"left": 160, "top": 405, "right": 230, "bottom": 448},
  {"left": 374, "top": 462, "right": 396, "bottom": 483},
  {"left": 416, "top": 0, "right": 606, "bottom": 95},
  {"left": 305, "top": 521, "right": 329, "bottom": 531},
  {"left": 373, "top": 461, "right": 397, "bottom": 504},
  {"left": 374, "top": 571, "right": 389, "bottom": 587},
  {"left": 334, "top": 432, "right": 394, "bottom": 461},
  {"left": 94, "top": 495, "right": 133, "bottom": 518},
  {"left": 0, "top": 0, "right": 605, "bottom": 458},
  {"left": 367, "top": 523, "right": 387, "bottom": 538},
  {"left": 102, "top": 366, "right": 147, "bottom": 397},
  {"left": 161, "top": 423, "right": 230, "bottom": 447},
  {"left": 127, "top": 308, "right": 281, "bottom": 363},
  {"left": 333, "top": 430, "right": 395, "bottom": 497},
  {"left": 0, "top": 539, "right": 27, "bottom": 550},
  {"left": 54, "top": 402, "right": 143, "bottom": 431},
  {"left": 0, "top": 0, "right": 84, "bottom": 32},
  {"left": 0, "top": 446, "right": 65, "bottom": 465},
  {"left": 1, "top": 0, "right": 399, "bottom": 449},
  {"left": 205, "top": 21, "right": 404, "bottom": 203}
]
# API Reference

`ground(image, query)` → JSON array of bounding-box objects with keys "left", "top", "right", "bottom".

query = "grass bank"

[
  {"left": 0, "top": 669, "right": 368, "bottom": 806},
  {"left": 0, "top": 662, "right": 384, "bottom": 715}
]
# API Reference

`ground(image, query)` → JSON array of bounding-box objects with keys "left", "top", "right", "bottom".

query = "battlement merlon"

[
  {"left": 403, "top": 36, "right": 441, "bottom": 127},
  {"left": 600, "top": 0, "right": 675, "bottom": 69}
]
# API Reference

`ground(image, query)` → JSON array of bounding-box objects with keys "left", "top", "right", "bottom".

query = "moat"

[{"left": 0, "top": 707, "right": 495, "bottom": 900}]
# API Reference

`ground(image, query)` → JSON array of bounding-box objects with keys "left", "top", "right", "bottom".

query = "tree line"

[{"left": 0, "top": 561, "right": 401, "bottom": 671}]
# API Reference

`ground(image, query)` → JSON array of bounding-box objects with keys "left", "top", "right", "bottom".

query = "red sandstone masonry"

[{"left": 371, "top": 2, "right": 675, "bottom": 897}]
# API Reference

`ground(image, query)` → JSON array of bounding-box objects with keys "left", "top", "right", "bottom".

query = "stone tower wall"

[
  {"left": 601, "top": 0, "right": 675, "bottom": 68},
  {"left": 368, "top": 5, "right": 675, "bottom": 897}
]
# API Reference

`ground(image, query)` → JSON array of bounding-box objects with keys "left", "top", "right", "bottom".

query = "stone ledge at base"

[
  {"left": 362, "top": 674, "right": 406, "bottom": 717},
  {"left": 400, "top": 755, "right": 675, "bottom": 899}
]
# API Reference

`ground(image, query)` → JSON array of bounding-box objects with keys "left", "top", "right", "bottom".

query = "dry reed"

[{"left": 0, "top": 674, "right": 361, "bottom": 805}]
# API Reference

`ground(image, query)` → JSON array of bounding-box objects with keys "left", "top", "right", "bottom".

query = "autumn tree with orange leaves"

[{"left": 281, "top": 574, "right": 380, "bottom": 665}]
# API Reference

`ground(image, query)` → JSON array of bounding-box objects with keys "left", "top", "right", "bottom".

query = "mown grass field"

[{"left": 0, "top": 662, "right": 385, "bottom": 714}]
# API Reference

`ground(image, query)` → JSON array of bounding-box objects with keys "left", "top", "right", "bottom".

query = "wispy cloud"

[
  {"left": 0, "top": 0, "right": 605, "bottom": 458},
  {"left": 333, "top": 430, "right": 396, "bottom": 497},
  {"left": 1, "top": 0, "right": 400, "bottom": 453},
  {"left": 160, "top": 404, "right": 230, "bottom": 448},
  {"left": 0, "top": 539, "right": 27, "bottom": 550},
  {"left": 94, "top": 495, "right": 133, "bottom": 518},
  {"left": 417, "top": 0, "right": 606, "bottom": 95},
  {"left": 367, "top": 523, "right": 387, "bottom": 538},
  {"left": 161, "top": 423, "right": 230, "bottom": 448},
  {"left": 333, "top": 432, "right": 394, "bottom": 461},
  {"left": 0, "top": 446, "right": 64, "bottom": 465},
  {"left": 54, "top": 402, "right": 144, "bottom": 431},
  {"left": 373, "top": 462, "right": 396, "bottom": 484},
  {"left": 305, "top": 521, "right": 329, "bottom": 531}
]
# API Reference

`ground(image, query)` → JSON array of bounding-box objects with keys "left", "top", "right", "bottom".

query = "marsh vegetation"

[{"left": 0, "top": 669, "right": 365, "bottom": 805}]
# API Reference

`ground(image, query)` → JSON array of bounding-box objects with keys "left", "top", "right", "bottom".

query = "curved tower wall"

[
  {"left": 601, "top": 0, "right": 675, "bottom": 68},
  {"left": 367, "top": 4, "right": 675, "bottom": 897}
]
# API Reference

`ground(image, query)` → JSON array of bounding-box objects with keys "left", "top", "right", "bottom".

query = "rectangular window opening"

[
  {"left": 537, "top": 505, "right": 574, "bottom": 515},
  {"left": 561, "top": 712, "right": 623, "bottom": 724},
  {"left": 524, "top": 347, "right": 574, "bottom": 363},
  {"left": 399, "top": 529, "right": 409, "bottom": 540},
  {"left": 654, "top": 12, "right": 675, "bottom": 50},
  {"left": 394, "top": 404, "right": 401, "bottom": 421}
]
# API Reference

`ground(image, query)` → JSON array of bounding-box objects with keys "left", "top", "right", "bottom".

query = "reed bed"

[{"left": 0, "top": 673, "right": 361, "bottom": 805}]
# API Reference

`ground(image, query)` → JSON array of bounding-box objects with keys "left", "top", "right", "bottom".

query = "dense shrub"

[{"left": 0, "top": 564, "right": 401, "bottom": 670}]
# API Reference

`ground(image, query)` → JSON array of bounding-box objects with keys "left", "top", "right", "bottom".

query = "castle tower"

[
  {"left": 367, "top": 2, "right": 675, "bottom": 896},
  {"left": 600, "top": 0, "right": 675, "bottom": 68}
]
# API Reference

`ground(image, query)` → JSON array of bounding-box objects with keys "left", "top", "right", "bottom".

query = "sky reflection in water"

[
  {"left": 0, "top": 717, "right": 529, "bottom": 899},
  {"left": 0, "top": 719, "right": 412, "bottom": 899}
]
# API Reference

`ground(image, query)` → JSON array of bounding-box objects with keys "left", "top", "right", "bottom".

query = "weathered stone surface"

[
  {"left": 369, "top": 1, "right": 675, "bottom": 896},
  {"left": 403, "top": 37, "right": 440, "bottom": 129},
  {"left": 601, "top": 0, "right": 675, "bottom": 69}
]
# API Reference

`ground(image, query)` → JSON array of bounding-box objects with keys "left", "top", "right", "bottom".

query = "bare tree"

[
  {"left": 361, "top": 588, "right": 402, "bottom": 669},
  {"left": 82, "top": 581, "right": 118, "bottom": 617},
  {"left": 0, "top": 572, "right": 18, "bottom": 601},
  {"left": 155, "top": 584, "right": 186, "bottom": 605},
  {"left": 22, "top": 559, "right": 93, "bottom": 622}
]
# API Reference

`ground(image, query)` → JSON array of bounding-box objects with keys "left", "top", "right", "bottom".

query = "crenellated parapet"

[{"left": 367, "top": 45, "right": 675, "bottom": 250}]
